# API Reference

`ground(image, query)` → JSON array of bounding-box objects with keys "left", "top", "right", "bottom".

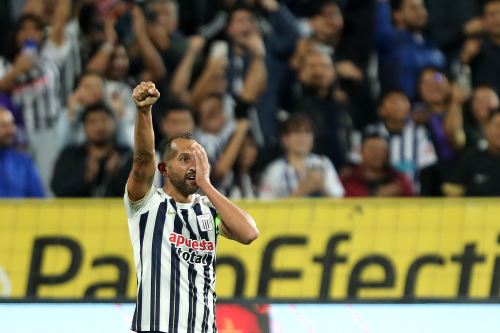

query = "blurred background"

[{"left": 1, "top": 0, "right": 500, "bottom": 332}]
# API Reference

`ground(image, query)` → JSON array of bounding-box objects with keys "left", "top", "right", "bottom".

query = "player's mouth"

[{"left": 186, "top": 173, "right": 196, "bottom": 183}]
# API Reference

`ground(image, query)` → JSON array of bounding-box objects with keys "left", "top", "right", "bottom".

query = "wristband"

[{"left": 234, "top": 98, "right": 252, "bottom": 119}]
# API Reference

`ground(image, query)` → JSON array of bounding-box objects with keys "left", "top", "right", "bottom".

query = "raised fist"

[{"left": 133, "top": 81, "right": 160, "bottom": 111}]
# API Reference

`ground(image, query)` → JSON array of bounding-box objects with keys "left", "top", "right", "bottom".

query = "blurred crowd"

[{"left": 1, "top": 0, "right": 500, "bottom": 199}]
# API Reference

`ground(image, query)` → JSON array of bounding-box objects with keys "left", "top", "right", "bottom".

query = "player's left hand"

[{"left": 191, "top": 142, "right": 211, "bottom": 189}]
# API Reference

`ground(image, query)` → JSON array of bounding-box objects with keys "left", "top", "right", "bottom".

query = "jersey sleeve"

[
  {"left": 124, "top": 183, "right": 156, "bottom": 219},
  {"left": 201, "top": 196, "right": 228, "bottom": 238}
]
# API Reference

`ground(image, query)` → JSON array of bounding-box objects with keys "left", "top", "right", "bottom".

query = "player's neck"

[
  {"left": 287, "top": 152, "right": 308, "bottom": 171},
  {"left": 163, "top": 185, "right": 194, "bottom": 203}
]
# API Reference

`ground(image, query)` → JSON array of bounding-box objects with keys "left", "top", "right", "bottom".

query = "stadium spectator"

[
  {"left": 292, "top": 48, "right": 352, "bottom": 167},
  {"left": 259, "top": 113, "right": 344, "bottom": 199},
  {"left": 195, "top": 93, "right": 255, "bottom": 190},
  {"left": 303, "top": 0, "right": 374, "bottom": 129},
  {"left": 426, "top": 0, "right": 483, "bottom": 63},
  {"left": 0, "top": 1, "right": 72, "bottom": 193},
  {"left": 342, "top": 129, "right": 414, "bottom": 197},
  {"left": 412, "top": 67, "right": 467, "bottom": 195},
  {"left": 170, "top": 35, "right": 207, "bottom": 105},
  {"left": 224, "top": 5, "right": 268, "bottom": 144},
  {"left": 158, "top": 101, "right": 195, "bottom": 143},
  {"left": 350, "top": 90, "right": 437, "bottom": 191},
  {"left": 461, "top": 0, "right": 500, "bottom": 95},
  {"left": 194, "top": 33, "right": 263, "bottom": 167},
  {"left": 0, "top": 106, "right": 44, "bottom": 198},
  {"left": 23, "top": 0, "right": 82, "bottom": 102},
  {"left": 51, "top": 102, "right": 132, "bottom": 197},
  {"left": 128, "top": 0, "right": 188, "bottom": 86},
  {"left": 444, "top": 108, "right": 500, "bottom": 196},
  {"left": 221, "top": 134, "right": 260, "bottom": 199},
  {"left": 153, "top": 100, "right": 195, "bottom": 187},
  {"left": 376, "top": 0, "right": 445, "bottom": 99},
  {"left": 299, "top": 0, "right": 344, "bottom": 47},
  {"left": 252, "top": 0, "right": 302, "bottom": 144},
  {"left": 59, "top": 71, "right": 133, "bottom": 148},
  {"left": 414, "top": 68, "right": 466, "bottom": 160},
  {"left": 463, "top": 85, "right": 500, "bottom": 150}
]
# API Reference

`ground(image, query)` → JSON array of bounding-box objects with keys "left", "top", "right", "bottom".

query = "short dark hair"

[
  {"left": 227, "top": 4, "right": 255, "bottom": 25},
  {"left": 81, "top": 102, "right": 114, "bottom": 123},
  {"left": 390, "top": 0, "right": 404, "bottom": 11},
  {"left": 361, "top": 125, "right": 388, "bottom": 144},
  {"left": 282, "top": 112, "right": 315, "bottom": 135},
  {"left": 308, "top": 0, "right": 339, "bottom": 17},
  {"left": 378, "top": 89, "right": 408, "bottom": 107},
  {"left": 76, "top": 71, "right": 104, "bottom": 87},
  {"left": 7, "top": 13, "right": 45, "bottom": 61},
  {"left": 159, "top": 132, "right": 195, "bottom": 161},
  {"left": 160, "top": 99, "right": 192, "bottom": 119}
]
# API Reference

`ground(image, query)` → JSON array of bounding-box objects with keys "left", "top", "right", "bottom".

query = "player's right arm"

[{"left": 127, "top": 82, "right": 160, "bottom": 202}]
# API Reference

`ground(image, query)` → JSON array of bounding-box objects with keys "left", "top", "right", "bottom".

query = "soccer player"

[{"left": 125, "top": 81, "right": 259, "bottom": 333}]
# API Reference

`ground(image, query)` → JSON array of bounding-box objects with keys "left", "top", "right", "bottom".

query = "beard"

[{"left": 169, "top": 171, "right": 199, "bottom": 197}]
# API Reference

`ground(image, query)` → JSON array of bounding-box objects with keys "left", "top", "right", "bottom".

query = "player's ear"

[{"left": 158, "top": 162, "right": 168, "bottom": 176}]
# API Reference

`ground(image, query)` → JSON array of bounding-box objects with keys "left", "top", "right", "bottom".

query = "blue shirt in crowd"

[
  {"left": 0, "top": 149, "right": 45, "bottom": 198},
  {"left": 376, "top": 1, "right": 445, "bottom": 99}
]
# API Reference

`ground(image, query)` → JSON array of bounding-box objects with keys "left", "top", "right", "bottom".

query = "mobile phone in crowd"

[
  {"left": 22, "top": 39, "right": 38, "bottom": 56},
  {"left": 210, "top": 41, "right": 228, "bottom": 60}
]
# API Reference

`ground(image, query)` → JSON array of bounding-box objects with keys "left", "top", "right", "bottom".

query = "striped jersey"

[
  {"left": 349, "top": 121, "right": 437, "bottom": 185},
  {"left": 124, "top": 185, "right": 220, "bottom": 333}
]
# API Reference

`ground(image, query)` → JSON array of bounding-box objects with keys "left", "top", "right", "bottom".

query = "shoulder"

[
  {"left": 59, "top": 145, "right": 85, "bottom": 156},
  {"left": 4, "top": 149, "right": 34, "bottom": 164},
  {"left": 262, "top": 158, "right": 288, "bottom": 178}
]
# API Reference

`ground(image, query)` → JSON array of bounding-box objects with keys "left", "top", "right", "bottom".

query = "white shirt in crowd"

[{"left": 259, "top": 153, "right": 345, "bottom": 199}]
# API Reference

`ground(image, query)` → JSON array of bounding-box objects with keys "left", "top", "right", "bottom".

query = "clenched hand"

[{"left": 132, "top": 81, "right": 160, "bottom": 112}]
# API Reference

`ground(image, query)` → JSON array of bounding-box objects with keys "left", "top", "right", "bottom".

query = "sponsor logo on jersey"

[{"left": 168, "top": 232, "right": 215, "bottom": 252}]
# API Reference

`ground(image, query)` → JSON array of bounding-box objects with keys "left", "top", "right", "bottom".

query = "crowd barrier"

[{"left": 0, "top": 198, "right": 499, "bottom": 300}]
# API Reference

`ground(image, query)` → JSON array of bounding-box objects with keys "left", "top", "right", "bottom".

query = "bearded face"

[{"left": 167, "top": 164, "right": 198, "bottom": 197}]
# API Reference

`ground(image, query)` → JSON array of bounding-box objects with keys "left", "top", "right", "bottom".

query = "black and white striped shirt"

[
  {"left": 349, "top": 121, "right": 437, "bottom": 186},
  {"left": 125, "top": 185, "right": 220, "bottom": 333}
]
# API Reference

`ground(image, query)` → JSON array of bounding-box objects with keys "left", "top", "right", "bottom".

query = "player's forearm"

[
  {"left": 201, "top": 183, "right": 259, "bottom": 244},
  {"left": 134, "top": 108, "right": 155, "bottom": 158}
]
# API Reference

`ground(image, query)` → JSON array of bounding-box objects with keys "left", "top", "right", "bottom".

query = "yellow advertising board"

[{"left": 0, "top": 199, "right": 499, "bottom": 300}]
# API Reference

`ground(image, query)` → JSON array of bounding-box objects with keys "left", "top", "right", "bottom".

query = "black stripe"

[
  {"left": 209, "top": 207, "right": 218, "bottom": 247},
  {"left": 193, "top": 203, "right": 212, "bottom": 333},
  {"left": 187, "top": 266, "right": 198, "bottom": 333},
  {"left": 181, "top": 208, "right": 198, "bottom": 237},
  {"left": 150, "top": 201, "right": 167, "bottom": 331},
  {"left": 133, "top": 212, "right": 148, "bottom": 331},
  {"left": 180, "top": 208, "right": 199, "bottom": 333},
  {"left": 412, "top": 126, "right": 419, "bottom": 183},
  {"left": 169, "top": 199, "right": 183, "bottom": 333}
]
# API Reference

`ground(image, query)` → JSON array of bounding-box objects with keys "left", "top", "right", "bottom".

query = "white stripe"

[
  {"left": 390, "top": 136, "right": 401, "bottom": 164},
  {"left": 403, "top": 123, "right": 414, "bottom": 162},
  {"left": 139, "top": 203, "right": 158, "bottom": 330},
  {"left": 159, "top": 200, "right": 173, "bottom": 331}
]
